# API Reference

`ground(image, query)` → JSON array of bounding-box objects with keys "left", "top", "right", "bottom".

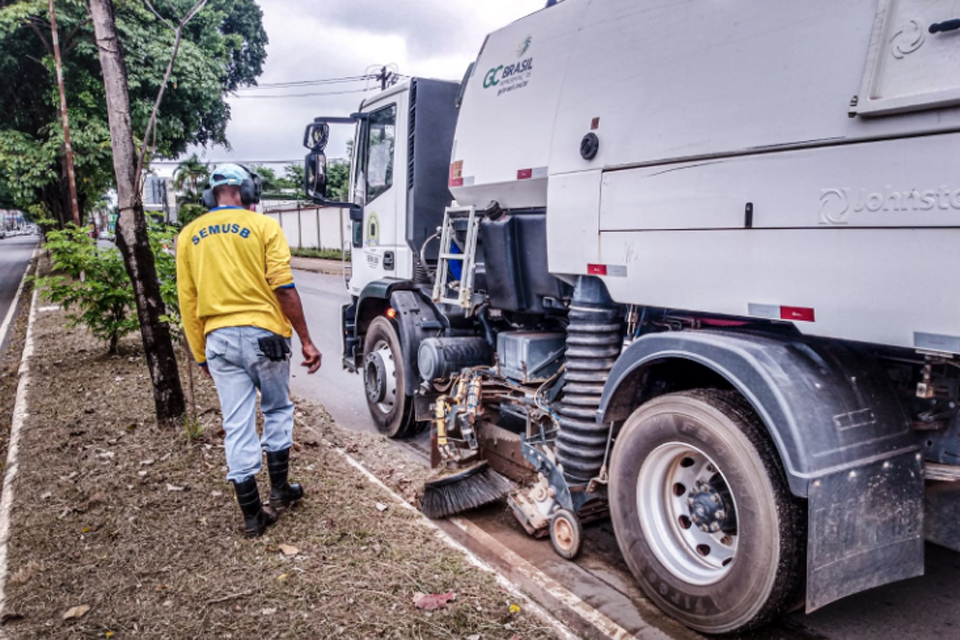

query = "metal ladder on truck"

[{"left": 432, "top": 205, "right": 480, "bottom": 314}]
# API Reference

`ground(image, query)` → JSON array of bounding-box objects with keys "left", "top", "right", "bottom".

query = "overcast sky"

[{"left": 177, "top": 0, "right": 547, "bottom": 173}]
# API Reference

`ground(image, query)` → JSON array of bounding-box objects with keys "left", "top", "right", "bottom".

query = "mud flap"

[{"left": 806, "top": 449, "right": 924, "bottom": 612}]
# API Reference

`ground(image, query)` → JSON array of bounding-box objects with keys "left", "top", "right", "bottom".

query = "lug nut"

[
  {"left": 712, "top": 494, "right": 721, "bottom": 503},
  {"left": 687, "top": 498, "right": 695, "bottom": 507},
  {"left": 715, "top": 510, "right": 725, "bottom": 520},
  {"left": 700, "top": 525, "right": 709, "bottom": 532},
  {"left": 710, "top": 522, "right": 721, "bottom": 532}
]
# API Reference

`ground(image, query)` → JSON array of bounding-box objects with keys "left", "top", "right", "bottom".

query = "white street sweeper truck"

[{"left": 302, "top": 0, "right": 960, "bottom": 633}]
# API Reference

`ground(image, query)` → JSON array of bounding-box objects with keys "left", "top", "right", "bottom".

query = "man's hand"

[
  {"left": 199, "top": 364, "right": 212, "bottom": 379},
  {"left": 302, "top": 342, "right": 322, "bottom": 374}
]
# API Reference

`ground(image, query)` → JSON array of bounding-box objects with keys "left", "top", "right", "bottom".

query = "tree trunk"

[{"left": 89, "top": 0, "right": 186, "bottom": 424}]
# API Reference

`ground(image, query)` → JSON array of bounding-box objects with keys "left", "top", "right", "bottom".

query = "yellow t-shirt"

[{"left": 176, "top": 206, "right": 295, "bottom": 364}]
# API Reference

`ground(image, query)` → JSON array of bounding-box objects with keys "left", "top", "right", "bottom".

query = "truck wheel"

[
  {"left": 609, "top": 390, "right": 804, "bottom": 634},
  {"left": 362, "top": 316, "right": 416, "bottom": 438}
]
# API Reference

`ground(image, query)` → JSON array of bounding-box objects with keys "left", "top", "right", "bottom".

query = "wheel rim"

[
  {"left": 637, "top": 441, "right": 739, "bottom": 585},
  {"left": 364, "top": 340, "right": 397, "bottom": 414},
  {"left": 553, "top": 517, "right": 576, "bottom": 552}
]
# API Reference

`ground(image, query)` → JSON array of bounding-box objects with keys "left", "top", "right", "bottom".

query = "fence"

[{"left": 262, "top": 204, "right": 346, "bottom": 251}]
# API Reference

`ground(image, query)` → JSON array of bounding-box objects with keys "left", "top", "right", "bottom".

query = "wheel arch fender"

[
  {"left": 387, "top": 289, "right": 444, "bottom": 397},
  {"left": 355, "top": 279, "right": 413, "bottom": 337},
  {"left": 598, "top": 331, "right": 915, "bottom": 497}
]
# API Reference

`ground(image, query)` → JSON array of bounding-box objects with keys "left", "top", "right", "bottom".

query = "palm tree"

[{"left": 172, "top": 153, "right": 209, "bottom": 204}]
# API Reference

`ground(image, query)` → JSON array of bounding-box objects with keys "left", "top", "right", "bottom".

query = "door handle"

[{"left": 929, "top": 18, "right": 960, "bottom": 34}]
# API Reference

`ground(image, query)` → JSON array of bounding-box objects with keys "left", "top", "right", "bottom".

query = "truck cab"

[{"left": 307, "top": 79, "right": 460, "bottom": 299}]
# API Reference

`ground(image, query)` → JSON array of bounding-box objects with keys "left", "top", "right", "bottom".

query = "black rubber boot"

[
  {"left": 267, "top": 448, "right": 304, "bottom": 509},
  {"left": 232, "top": 477, "right": 278, "bottom": 538}
]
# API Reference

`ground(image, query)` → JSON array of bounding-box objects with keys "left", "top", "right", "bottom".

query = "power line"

[
  {"left": 239, "top": 74, "right": 377, "bottom": 90},
  {"left": 231, "top": 87, "right": 377, "bottom": 99}
]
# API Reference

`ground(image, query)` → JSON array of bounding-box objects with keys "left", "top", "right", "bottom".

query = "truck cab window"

[{"left": 364, "top": 105, "right": 396, "bottom": 202}]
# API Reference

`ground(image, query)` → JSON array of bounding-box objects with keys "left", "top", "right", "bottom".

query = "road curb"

[
  {"left": 0, "top": 287, "right": 39, "bottom": 632},
  {"left": 290, "top": 257, "right": 344, "bottom": 277},
  {"left": 320, "top": 435, "right": 583, "bottom": 640},
  {"left": 302, "top": 418, "right": 656, "bottom": 640}
]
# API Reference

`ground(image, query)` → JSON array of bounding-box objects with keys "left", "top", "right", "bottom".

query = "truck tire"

[
  {"left": 608, "top": 390, "right": 804, "bottom": 634},
  {"left": 362, "top": 317, "right": 416, "bottom": 438}
]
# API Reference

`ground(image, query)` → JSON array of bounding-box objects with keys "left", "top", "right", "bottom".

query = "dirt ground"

[{"left": 0, "top": 292, "right": 560, "bottom": 638}]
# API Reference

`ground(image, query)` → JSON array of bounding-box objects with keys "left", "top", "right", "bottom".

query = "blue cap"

[{"left": 208, "top": 163, "right": 249, "bottom": 188}]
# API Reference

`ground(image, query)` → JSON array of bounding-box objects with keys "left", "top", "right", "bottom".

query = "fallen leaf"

[
  {"left": 166, "top": 484, "right": 185, "bottom": 492},
  {"left": 509, "top": 603, "right": 521, "bottom": 614},
  {"left": 375, "top": 502, "right": 388, "bottom": 512},
  {"left": 80, "top": 527, "right": 90, "bottom": 534},
  {"left": 414, "top": 591, "right": 456, "bottom": 611},
  {"left": 261, "top": 607, "right": 277, "bottom": 616},
  {"left": 138, "top": 470, "right": 148, "bottom": 478},
  {"left": 61, "top": 604, "right": 91, "bottom": 620},
  {"left": 277, "top": 573, "right": 288, "bottom": 582},
  {"left": 105, "top": 632, "right": 115, "bottom": 638},
  {"left": 278, "top": 544, "right": 299, "bottom": 556},
  {"left": 466, "top": 635, "right": 481, "bottom": 640},
  {"left": 40, "top": 491, "right": 51, "bottom": 500},
  {"left": 139, "top": 459, "right": 155, "bottom": 466}
]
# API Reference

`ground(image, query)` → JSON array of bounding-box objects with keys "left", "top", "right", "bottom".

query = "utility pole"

[
  {"left": 48, "top": 0, "right": 81, "bottom": 226},
  {"left": 379, "top": 66, "right": 388, "bottom": 90}
]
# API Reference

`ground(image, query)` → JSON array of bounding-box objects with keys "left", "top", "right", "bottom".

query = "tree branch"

[
  {"left": 62, "top": 17, "right": 93, "bottom": 55},
  {"left": 27, "top": 21, "right": 53, "bottom": 57},
  {"left": 142, "top": 0, "right": 174, "bottom": 31},
  {"left": 135, "top": 0, "right": 209, "bottom": 187}
]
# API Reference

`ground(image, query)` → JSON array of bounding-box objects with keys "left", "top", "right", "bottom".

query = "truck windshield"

[{"left": 364, "top": 104, "right": 396, "bottom": 202}]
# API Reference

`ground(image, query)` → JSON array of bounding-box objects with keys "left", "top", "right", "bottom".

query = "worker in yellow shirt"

[{"left": 176, "top": 164, "right": 322, "bottom": 538}]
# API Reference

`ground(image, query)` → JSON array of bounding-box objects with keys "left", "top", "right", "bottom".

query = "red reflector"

[
  {"left": 386, "top": 307, "right": 397, "bottom": 319},
  {"left": 449, "top": 177, "right": 463, "bottom": 187},
  {"left": 780, "top": 306, "right": 815, "bottom": 322},
  {"left": 517, "top": 168, "right": 533, "bottom": 180},
  {"left": 587, "top": 264, "right": 607, "bottom": 275}
]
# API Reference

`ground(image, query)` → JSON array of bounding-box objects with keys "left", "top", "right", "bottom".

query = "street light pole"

[{"left": 48, "top": 0, "right": 81, "bottom": 226}]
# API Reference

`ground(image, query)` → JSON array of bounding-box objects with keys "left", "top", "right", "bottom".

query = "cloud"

[
  {"left": 319, "top": 0, "right": 474, "bottom": 58},
  {"left": 180, "top": 0, "right": 547, "bottom": 172}
]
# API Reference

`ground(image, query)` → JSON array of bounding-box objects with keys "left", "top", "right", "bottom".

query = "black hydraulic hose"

[
  {"left": 477, "top": 303, "right": 498, "bottom": 352},
  {"left": 413, "top": 231, "right": 440, "bottom": 285}
]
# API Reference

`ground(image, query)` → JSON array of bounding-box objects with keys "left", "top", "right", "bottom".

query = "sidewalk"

[
  {"left": 0, "top": 278, "right": 564, "bottom": 638},
  {"left": 290, "top": 256, "right": 344, "bottom": 277}
]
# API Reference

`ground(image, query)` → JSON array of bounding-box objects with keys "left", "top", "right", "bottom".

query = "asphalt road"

[
  {"left": 288, "top": 268, "right": 960, "bottom": 640},
  {"left": 0, "top": 235, "right": 38, "bottom": 349}
]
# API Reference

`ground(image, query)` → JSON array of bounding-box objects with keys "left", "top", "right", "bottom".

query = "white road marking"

[
  {"left": 37, "top": 306, "right": 61, "bottom": 313},
  {"left": 0, "top": 289, "right": 39, "bottom": 631}
]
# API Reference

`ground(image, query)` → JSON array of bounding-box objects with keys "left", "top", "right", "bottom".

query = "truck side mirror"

[
  {"left": 304, "top": 151, "right": 327, "bottom": 201},
  {"left": 301, "top": 117, "right": 361, "bottom": 217},
  {"left": 304, "top": 122, "right": 330, "bottom": 152}
]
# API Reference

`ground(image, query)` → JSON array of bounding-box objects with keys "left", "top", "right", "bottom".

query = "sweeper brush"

[{"left": 420, "top": 462, "right": 515, "bottom": 519}]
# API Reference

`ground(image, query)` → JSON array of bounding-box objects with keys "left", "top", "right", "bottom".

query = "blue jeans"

[{"left": 205, "top": 326, "right": 294, "bottom": 483}]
